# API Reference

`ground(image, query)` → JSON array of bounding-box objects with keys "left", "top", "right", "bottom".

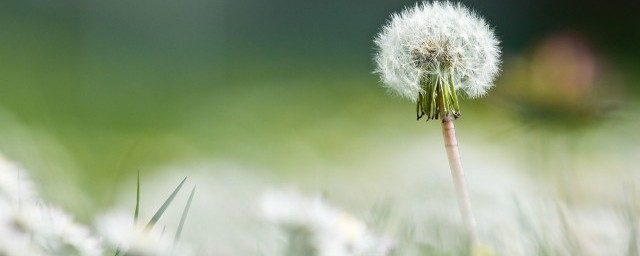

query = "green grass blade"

[
  {"left": 134, "top": 170, "right": 140, "bottom": 223},
  {"left": 175, "top": 186, "right": 196, "bottom": 243},
  {"left": 145, "top": 176, "right": 187, "bottom": 231}
]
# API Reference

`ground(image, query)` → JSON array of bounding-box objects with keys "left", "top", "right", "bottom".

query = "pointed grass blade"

[
  {"left": 145, "top": 176, "right": 187, "bottom": 231},
  {"left": 175, "top": 186, "right": 196, "bottom": 243},
  {"left": 134, "top": 171, "right": 141, "bottom": 223}
]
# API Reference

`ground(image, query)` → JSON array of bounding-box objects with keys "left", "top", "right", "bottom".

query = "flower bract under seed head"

[{"left": 374, "top": 1, "right": 501, "bottom": 119}]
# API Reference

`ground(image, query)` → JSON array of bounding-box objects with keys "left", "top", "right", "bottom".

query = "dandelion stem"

[{"left": 437, "top": 89, "right": 479, "bottom": 247}]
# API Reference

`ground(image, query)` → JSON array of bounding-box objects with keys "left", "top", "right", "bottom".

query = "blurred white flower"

[
  {"left": 0, "top": 154, "right": 102, "bottom": 256},
  {"left": 96, "top": 210, "right": 183, "bottom": 256},
  {"left": 374, "top": 1, "right": 500, "bottom": 100},
  {"left": 29, "top": 204, "right": 103, "bottom": 256},
  {"left": 0, "top": 199, "right": 42, "bottom": 256},
  {"left": 260, "top": 189, "right": 394, "bottom": 256},
  {"left": 0, "top": 200, "right": 98, "bottom": 256}
]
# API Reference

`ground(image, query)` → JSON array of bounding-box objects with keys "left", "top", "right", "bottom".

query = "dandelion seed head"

[{"left": 374, "top": 1, "right": 501, "bottom": 101}]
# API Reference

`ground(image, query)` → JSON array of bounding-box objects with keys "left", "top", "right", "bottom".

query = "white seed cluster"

[
  {"left": 0, "top": 155, "right": 102, "bottom": 256},
  {"left": 260, "top": 189, "right": 394, "bottom": 256},
  {"left": 374, "top": 1, "right": 501, "bottom": 100}
]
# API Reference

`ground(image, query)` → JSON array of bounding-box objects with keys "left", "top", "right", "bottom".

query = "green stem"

[{"left": 416, "top": 73, "right": 461, "bottom": 121}]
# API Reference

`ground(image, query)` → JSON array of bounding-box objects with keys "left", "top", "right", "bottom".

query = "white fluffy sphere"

[{"left": 374, "top": 1, "right": 501, "bottom": 100}]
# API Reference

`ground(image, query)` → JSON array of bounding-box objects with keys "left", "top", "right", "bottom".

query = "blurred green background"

[{"left": 1, "top": 0, "right": 639, "bottom": 219}]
